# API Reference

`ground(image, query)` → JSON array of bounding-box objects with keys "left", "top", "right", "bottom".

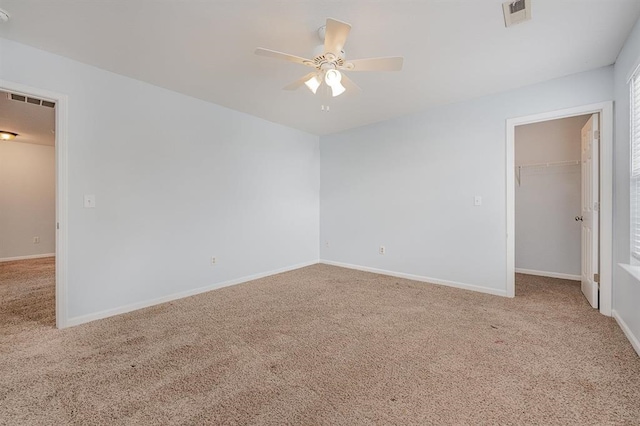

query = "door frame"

[
  {"left": 0, "top": 79, "right": 69, "bottom": 328},
  {"left": 505, "top": 101, "right": 613, "bottom": 316}
]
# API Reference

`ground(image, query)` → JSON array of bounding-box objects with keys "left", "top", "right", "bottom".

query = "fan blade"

[
  {"left": 324, "top": 18, "right": 352, "bottom": 55},
  {"left": 283, "top": 72, "right": 318, "bottom": 91},
  {"left": 344, "top": 57, "right": 404, "bottom": 72},
  {"left": 341, "top": 73, "right": 362, "bottom": 94},
  {"left": 255, "top": 48, "right": 314, "bottom": 67}
]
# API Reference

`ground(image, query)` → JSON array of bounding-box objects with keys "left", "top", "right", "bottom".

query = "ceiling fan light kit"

[
  {"left": 324, "top": 69, "right": 346, "bottom": 97},
  {"left": 0, "top": 131, "right": 18, "bottom": 141},
  {"left": 304, "top": 74, "right": 322, "bottom": 94},
  {"left": 255, "top": 18, "right": 403, "bottom": 99}
]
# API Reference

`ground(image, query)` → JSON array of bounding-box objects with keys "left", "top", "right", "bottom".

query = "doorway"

[
  {"left": 514, "top": 114, "right": 597, "bottom": 305},
  {"left": 0, "top": 79, "right": 68, "bottom": 328},
  {"left": 506, "top": 102, "right": 613, "bottom": 316},
  {"left": 0, "top": 90, "right": 56, "bottom": 326}
]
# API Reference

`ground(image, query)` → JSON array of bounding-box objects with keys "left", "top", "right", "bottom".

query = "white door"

[{"left": 580, "top": 114, "right": 599, "bottom": 308}]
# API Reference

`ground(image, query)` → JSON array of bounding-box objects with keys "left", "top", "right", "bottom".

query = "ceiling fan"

[{"left": 255, "top": 18, "right": 403, "bottom": 98}]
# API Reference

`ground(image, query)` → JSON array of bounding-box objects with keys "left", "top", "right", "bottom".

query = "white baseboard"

[
  {"left": 320, "top": 259, "right": 507, "bottom": 297},
  {"left": 0, "top": 253, "right": 55, "bottom": 262},
  {"left": 612, "top": 310, "right": 640, "bottom": 357},
  {"left": 66, "top": 260, "right": 319, "bottom": 328},
  {"left": 515, "top": 268, "right": 581, "bottom": 281}
]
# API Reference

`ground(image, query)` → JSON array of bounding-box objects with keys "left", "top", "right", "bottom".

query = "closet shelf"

[{"left": 515, "top": 160, "right": 580, "bottom": 186}]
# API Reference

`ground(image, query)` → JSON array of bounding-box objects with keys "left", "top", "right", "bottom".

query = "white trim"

[
  {"left": 630, "top": 75, "right": 640, "bottom": 263},
  {"left": 506, "top": 115, "right": 516, "bottom": 298},
  {"left": 515, "top": 268, "right": 581, "bottom": 281},
  {"left": 506, "top": 101, "right": 614, "bottom": 316},
  {"left": 66, "top": 260, "right": 319, "bottom": 327},
  {"left": 612, "top": 310, "right": 640, "bottom": 357},
  {"left": 0, "top": 79, "right": 69, "bottom": 329},
  {"left": 320, "top": 260, "right": 507, "bottom": 297},
  {"left": 600, "top": 102, "right": 614, "bottom": 316},
  {"left": 0, "top": 253, "right": 55, "bottom": 262},
  {"left": 619, "top": 263, "right": 640, "bottom": 285}
]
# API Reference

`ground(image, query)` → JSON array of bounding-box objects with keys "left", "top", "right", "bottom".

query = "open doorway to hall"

[
  {"left": 0, "top": 90, "right": 57, "bottom": 327},
  {"left": 514, "top": 113, "right": 600, "bottom": 307}
]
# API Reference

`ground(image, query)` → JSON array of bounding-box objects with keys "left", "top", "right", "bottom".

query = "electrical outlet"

[
  {"left": 211, "top": 256, "right": 217, "bottom": 265},
  {"left": 33, "top": 236, "right": 40, "bottom": 244},
  {"left": 379, "top": 246, "right": 386, "bottom": 255}
]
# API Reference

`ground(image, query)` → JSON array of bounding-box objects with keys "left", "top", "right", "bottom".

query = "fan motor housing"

[{"left": 309, "top": 44, "right": 347, "bottom": 70}]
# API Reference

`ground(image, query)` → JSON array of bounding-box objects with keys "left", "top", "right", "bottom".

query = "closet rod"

[
  {"left": 516, "top": 160, "right": 580, "bottom": 169},
  {"left": 515, "top": 160, "right": 580, "bottom": 187}
]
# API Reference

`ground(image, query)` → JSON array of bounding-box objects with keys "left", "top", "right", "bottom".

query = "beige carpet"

[
  {"left": 1, "top": 259, "right": 639, "bottom": 425},
  {"left": 0, "top": 257, "right": 55, "bottom": 328}
]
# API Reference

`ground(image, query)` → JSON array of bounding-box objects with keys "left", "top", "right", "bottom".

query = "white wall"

[
  {"left": 0, "top": 141, "right": 55, "bottom": 259},
  {"left": 320, "top": 66, "right": 613, "bottom": 295},
  {"left": 515, "top": 116, "right": 588, "bottom": 278},
  {"left": 0, "top": 38, "right": 320, "bottom": 322},
  {"left": 613, "top": 17, "right": 640, "bottom": 353}
]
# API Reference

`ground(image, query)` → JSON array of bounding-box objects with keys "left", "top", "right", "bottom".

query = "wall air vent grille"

[
  {"left": 7, "top": 92, "right": 55, "bottom": 108},
  {"left": 503, "top": 0, "right": 531, "bottom": 27}
]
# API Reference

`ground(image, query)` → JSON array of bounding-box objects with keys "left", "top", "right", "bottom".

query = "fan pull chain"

[{"left": 321, "top": 83, "right": 331, "bottom": 112}]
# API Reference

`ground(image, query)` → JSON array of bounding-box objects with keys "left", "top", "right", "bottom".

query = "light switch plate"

[
  {"left": 84, "top": 194, "right": 96, "bottom": 208},
  {"left": 474, "top": 196, "right": 482, "bottom": 206}
]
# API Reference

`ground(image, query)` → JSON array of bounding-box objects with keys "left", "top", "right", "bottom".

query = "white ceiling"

[
  {"left": 0, "top": 91, "right": 55, "bottom": 146},
  {"left": 0, "top": 1, "right": 639, "bottom": 136}
]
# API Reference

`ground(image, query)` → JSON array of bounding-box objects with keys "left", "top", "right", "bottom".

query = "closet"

[{"left": 514, "top": 115, "right": 592, "bottom": 281}]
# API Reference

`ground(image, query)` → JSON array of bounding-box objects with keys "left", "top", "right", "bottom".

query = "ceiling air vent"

[
  {"left": 9, "top": 93, "right": 26, "bottom": 102},
  {"left": 503, "top": 0, "right": 531, "bottom": 27},
  {"left": 7, "top": 92, "right": 55, "bottom": 108}
]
